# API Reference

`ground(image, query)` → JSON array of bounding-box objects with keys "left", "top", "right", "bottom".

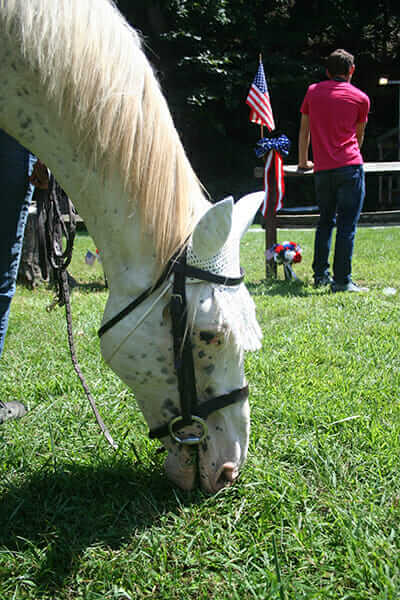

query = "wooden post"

[{"left": 264, "top": 156, "right": 277, "bottom": 278}]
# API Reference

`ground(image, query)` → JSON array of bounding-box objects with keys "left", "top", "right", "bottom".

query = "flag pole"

[
  {"left": 257, "top": 53, "right": 276, "bottom": 277},
  {"left": 259, "top": 53, "right": 264, "bottom": 139}
]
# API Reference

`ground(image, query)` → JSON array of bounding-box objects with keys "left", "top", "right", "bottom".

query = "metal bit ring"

[{"left": 168, "top": 415, "right": 208, "bottom": 445}]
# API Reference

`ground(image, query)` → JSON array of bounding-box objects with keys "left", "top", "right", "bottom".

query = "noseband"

[{"left": 98, "top": 245, "right": 249, "bottom": 445}]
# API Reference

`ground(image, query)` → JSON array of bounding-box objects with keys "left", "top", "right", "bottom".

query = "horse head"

[
  {"left": 101, "top": 192, "right": 263, "bottom": 494},
  {"left": 167, "top": 192, "right": 263, "bottom": 493}
]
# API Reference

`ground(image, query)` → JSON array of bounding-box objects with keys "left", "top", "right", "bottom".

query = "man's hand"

[
  {"left": 297, "top": 160, "right": 314, "bottom": 171},
  {"left": 29, "top": 159, "right": 49, "bottom": 189}
]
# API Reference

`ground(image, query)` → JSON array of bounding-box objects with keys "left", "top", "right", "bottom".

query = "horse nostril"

[{"left": 215, "top": 462, "right": 238, "bottom": 489}]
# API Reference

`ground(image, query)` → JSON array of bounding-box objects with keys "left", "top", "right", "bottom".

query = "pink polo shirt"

[{"left": 300, "top": 79, "right": 370, "bottom": 172}]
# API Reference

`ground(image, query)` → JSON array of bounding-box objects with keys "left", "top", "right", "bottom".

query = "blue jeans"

[
  {"left": 312, "top": 165, "right": 365, "bottom": 286},
  {"left": 0, "top": 129, "right": 35, "bottom": 358}
]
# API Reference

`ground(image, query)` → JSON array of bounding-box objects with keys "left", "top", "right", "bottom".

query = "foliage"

[
  {"left": 116, "top": 1, "right": 400, "bottom": 202},
  {"left": 1, "top": 228, "right": 400, "bottom": 598}
]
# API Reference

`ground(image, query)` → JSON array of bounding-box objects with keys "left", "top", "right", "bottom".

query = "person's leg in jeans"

[
  {"left": 0, "top": 129, "right": 34, "bottom": 422},
  {"left": 332, "top": 165, "right": 365, "bottom": 286},
  {"left": 312, "top": 169, "right": 337, "bottom": 284}
]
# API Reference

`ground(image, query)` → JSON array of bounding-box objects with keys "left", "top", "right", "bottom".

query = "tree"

[{"left": 116, "top": 0, "right": 400, "bottom": 205}]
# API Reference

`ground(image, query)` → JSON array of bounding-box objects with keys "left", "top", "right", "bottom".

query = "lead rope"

[
  {"left": 36, "top": 176, "right": 118, "bottom": 450},
  {"left": 59, "top": 270, "right": 118, "bottom": 449}
]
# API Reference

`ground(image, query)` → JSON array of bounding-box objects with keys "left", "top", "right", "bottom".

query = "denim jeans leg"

[
  {"left": 333, "top": 166, "right": 365, "bottom": 285},
  {"left": 0, "top": 130, "right": 34, "bottom": 359},
  {"left": 312, "top": 170, "right": 337, "bottom": 280}
]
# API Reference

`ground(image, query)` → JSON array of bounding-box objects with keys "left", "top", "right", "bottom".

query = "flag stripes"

[
  {"left": 261, "top": 150, "right": 285, "bottom": 217},
  {"left": 246, "top": 62, "right": 275, "bottom": 131},
  {"left": 246, "top": 90, "right": 275, "bottom": 130}
]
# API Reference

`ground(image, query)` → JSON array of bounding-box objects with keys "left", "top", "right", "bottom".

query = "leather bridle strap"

[
  {"left": 148, "top": 248, "right": 248, "bottom": 441},
  {"left": 148, "top": 384, "right": 249, "bottom": 439},
  {"left": 169, "top": 246, "right": 197, "bottom": 428},
  {"left": 172, "top": 261, "right": 245, "bottom": 287},
  {"left": 98, "top": 261, "right": 173, "bottom": 338},
  {"left": 98, "top": 254, "right": 245, "bottom": 339}
]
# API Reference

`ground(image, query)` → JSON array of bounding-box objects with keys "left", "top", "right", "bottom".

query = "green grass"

[{"left": 1, "top": 228, "right": 399, "bottom": 599}]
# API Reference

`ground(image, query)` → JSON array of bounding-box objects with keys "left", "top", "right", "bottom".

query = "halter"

[{"left": 98, "top": 245, "right": 249, "bottom": 445}]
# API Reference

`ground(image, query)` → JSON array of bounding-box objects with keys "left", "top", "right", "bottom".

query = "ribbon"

[
  {"left": 261, "top": 149, "right": 285, "bottom": 215},
  {"left": 255, "top": 134, "right": 291, "bottom": 159}
]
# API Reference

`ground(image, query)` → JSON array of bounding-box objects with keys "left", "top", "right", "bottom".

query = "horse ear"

[
  {"left": 191, "top": 196, "right": 233, "bottom": 259},
  {"left": 232, "top": 191, "right": 264, "bottom": 239}
]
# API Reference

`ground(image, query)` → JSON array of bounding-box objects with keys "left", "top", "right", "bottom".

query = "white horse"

[{"left": 0, "top": 0, "right": 263, "bottom": 494}]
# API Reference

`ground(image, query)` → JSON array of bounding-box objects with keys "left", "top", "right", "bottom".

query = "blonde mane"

[{"left": 2, "top": 0, "right": 207, "bottom": 269}]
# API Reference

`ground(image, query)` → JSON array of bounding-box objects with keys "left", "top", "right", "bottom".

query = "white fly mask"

[{"left": 187, "top": 192, "right": 264, "bottom": 352}]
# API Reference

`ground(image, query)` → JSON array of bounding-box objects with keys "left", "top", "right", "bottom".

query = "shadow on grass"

[
  {"left": 0, "top": 459, "right": 202, "bottom": 594},
  {"left": 72, "top": 280, "right": 108, "bottom": 292},
  {"left": 246, "top": 278, "right": 319, "bottom": 298}
]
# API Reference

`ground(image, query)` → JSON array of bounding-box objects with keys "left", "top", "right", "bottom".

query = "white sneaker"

[{"left": 331, "top": 281, "right": 369, "bottom": 293}]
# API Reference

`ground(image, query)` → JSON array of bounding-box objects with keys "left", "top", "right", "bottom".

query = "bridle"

[{"left": 98, "top": 244, "right": 249, "bottom": 446}]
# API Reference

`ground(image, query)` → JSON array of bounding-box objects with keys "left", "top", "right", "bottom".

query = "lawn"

[{"left": 0, "top": 226, "right": 399, "bottom": 599}]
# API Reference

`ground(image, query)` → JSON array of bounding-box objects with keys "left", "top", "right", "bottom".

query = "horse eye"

[{"left": 199, "top": 331, "right": 216, "bottom": 343}]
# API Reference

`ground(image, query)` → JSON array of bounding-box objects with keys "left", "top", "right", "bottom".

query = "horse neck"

[{"left": 0, "top": 45, "right": 177, "bottom": 297}]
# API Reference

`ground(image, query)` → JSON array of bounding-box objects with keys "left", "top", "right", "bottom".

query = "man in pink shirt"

[{"left": 298, "top": 49, "right": 370, "bottom": 292}]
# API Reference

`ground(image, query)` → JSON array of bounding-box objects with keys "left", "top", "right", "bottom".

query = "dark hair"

[{"left": 327, "top": 49, "right": 354, "bottom": 77}]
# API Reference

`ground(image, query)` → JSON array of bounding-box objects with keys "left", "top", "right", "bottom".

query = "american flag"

[{"left": 246, "top": 61, "right": 275, "bottom": 131}]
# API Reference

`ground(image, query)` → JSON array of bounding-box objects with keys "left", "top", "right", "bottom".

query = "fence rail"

[{"left": 264, "top": 162, "right": 400, "bottom": 277}]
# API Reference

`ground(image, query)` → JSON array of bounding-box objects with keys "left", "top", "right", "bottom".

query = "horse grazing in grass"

[{"left": 0, "top": 0, "right": 263, "bottom": 494}]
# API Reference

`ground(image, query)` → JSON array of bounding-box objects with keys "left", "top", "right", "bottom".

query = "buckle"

[{"left": 168, "top": 415, "right": 208, "bottom": 445}]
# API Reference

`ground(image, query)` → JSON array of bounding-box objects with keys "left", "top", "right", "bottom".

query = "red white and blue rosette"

[{"left": 265, "top": 241, "right": 302, "bottom": 280}]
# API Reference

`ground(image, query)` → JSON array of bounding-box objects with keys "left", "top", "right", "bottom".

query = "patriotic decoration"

[
  {"left": 85, "top": 250, "right": 96, "bottom": 266},
  {"left": 265, "top": 241, "right": 302, "bottom": 281},
  {"left": 255, "top": 135, "right": 290, "bottom": 159},
  {"left": 262, "top": 149, "right": 285, "bottom": 214},
  {"left": 266, "top": 241, "right": 302, "bottom": 265},
  {"left": 256, "top": 134, "right": 290, "bottom": 216},
  {"left": 246, "top": 60, "right": 290, "bottom": 217},
  {"left": 85, "top": 248, "right": 101, "bottom": 266},
  {"left": 246, "top": 62, "right": 275, "bottom": 130}
]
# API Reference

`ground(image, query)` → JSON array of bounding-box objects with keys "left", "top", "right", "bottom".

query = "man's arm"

[
  {"left": 298, "top": 113, "right": 314, "bottom": 170},
  {"left": 356, "top": 121, "right": 367, "bottom": 149}
]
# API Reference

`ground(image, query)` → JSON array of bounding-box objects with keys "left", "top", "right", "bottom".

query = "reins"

[{"left": 36, "top": 177, "right": 118, "bottom": 449}]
